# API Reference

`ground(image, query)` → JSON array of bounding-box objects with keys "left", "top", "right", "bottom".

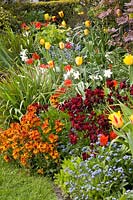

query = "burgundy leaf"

[
  {"left": 116, "top": 15, "right": 128, "bottom": 25},
  {"left": 97, "top": 8, "right": 112, "bottom": 19},
  {"left": 123, "top": 30, "right": 133, "bottom": 42}
]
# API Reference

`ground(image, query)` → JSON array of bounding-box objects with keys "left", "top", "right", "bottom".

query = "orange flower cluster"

[
  {"left": 50, "top": 87, "right": 66, "bottom": 108},
  {"left": 0, "top": 103, "right": 64, "bottom": 170}
]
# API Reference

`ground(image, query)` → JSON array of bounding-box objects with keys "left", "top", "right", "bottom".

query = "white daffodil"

[
  {"left": 63, "top": 73, "right": 69, "bottom": 80},
  {"left": 20, "top": 49, "right": 28, "bottom": 62},
  {"left": 72, "top": 70, "right": 80, "bottom": 79},
  {"left": 104, "top": 69, "right": 112, "bottom": 78}
]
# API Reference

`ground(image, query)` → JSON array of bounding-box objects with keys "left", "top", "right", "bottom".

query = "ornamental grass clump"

[{"left": 0, "top": 103, "right": 70, "bottom": 177}]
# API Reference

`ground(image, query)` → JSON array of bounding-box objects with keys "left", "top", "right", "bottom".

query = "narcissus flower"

[
  {"left": 123, "top": 54, "right": 133, "bottom": 65},
  {"left": 40, "top": 38, "right": 45, "bottom": 45},
  {"left": 84, "top": 29, "right": 89, "bottom": 35},
  {"left": 45, "top": 42, "right": 51, "bottom": 50},
  {"left": 75, "top": 56, "right": 83, "bottom": 66},
  {"left": 104, "top": 69, "right": 112, "bottom": 78},
  {"left": 108, "top": 111, "right": 123, "bottom": 128},
  {"left": 44, "top": 13, "right": 50, "bottom": 21},
  {"left": 58, "top": 11, "right": 64, "bottom": 18},
  {"left": 85, "top": 20, "right": 91, "bottom": 27},
  {"left": 59, "top": 41, "right": 65, "bottom": 49}
]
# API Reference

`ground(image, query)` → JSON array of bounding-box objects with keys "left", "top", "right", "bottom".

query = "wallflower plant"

[{"left": 0, "top": 103, "right": 71, "bottom": 177}]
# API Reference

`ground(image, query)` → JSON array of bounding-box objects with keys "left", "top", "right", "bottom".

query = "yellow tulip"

[
  {"left": 130, "top": 115, "right": 133, "bottom": 124},
  {"left": 45, "top": 42, "right": 51, "bottom": 50},
  {"left": 103, "top": 28, "right": 108, "bottom": 33},
  {"left": 85, "top": 20, "right": 91, "bottom": 27},
  {"left": 78, "top": 11, "right": 84, "bottom": 15},
  {"left": 44, "top": 13, "right": 50, "bottom": 21},
  {"left": 61, "top": 20, "right": 66, "bottom": 27},
  {"left": 58, "top": 11, "right": 64, "bottom": 18},
  {"left": 75, "top": 56, "right": 83, "bottom": 66},
  {"left": 108, "top": 111, "right": 123, "bottom": 128},
  {"left": 59, "top": 41, "right": 65, "bottom": 49},
  {"left": 123, "top": 54, "right": 133, "bottom": 65},
  {"left": 129, "top": 13, "right": 133, "bottom": 19},
  {"left": 84, "top": 29, "right": 89, "bottom": 35},
  {"left": 39, "top": 38, "right": 45, "bottom": 46}
]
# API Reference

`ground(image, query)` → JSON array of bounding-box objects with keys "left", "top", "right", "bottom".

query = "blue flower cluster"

[{"left": 55, "top": 143, "right": 133, "bottom": 200}]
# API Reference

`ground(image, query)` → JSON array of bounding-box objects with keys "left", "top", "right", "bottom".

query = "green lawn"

[{"left": 0, "top": 156, "right": 57, "bottom": 200}]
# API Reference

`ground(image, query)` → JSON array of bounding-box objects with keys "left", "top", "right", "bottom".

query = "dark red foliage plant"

[{"left": 57, "top": 79, "right": 132, "bottom": 159}]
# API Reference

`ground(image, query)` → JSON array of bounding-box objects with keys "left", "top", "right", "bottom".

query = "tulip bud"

[
  {"left": 59, "top": 41, "right": 65, "bottom": 49},
  {"left": 75, "top": 56, "right": 83, "bottom": 66},
  {"left": 39, "top": 38, "right": 45, "bottom": 46},
  {"left": 44, "top": 13, "right": 50, "bottom": 21},
  {"left": 45, "top": 42, "right": 51, "bottom": 50},
  {"left": 58, "top": 11, "right": 64, "bottom": 18},
  {"left": 61, "top": 20, "right": 66, "bottom": 27},
  {"left": 85, "top": 20, "right": 91, "bottom": 27},
  {"left": 84, "top": 29, "right": 89, "bottom": 35},
  {"left": 129, "top": 13, "right": 133, "bottom": 19}
]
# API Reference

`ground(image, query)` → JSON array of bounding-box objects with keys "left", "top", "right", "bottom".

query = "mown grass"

[{"left": 0, "top": 156, "right": 57, "bottom": 200}]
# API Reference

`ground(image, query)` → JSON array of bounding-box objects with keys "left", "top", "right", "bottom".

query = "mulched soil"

[{"left": 53, "top": 184, "right": 72, "bottom": 200}]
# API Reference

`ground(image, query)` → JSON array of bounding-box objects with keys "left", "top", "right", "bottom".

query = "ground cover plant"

[
  {"left": 55, "top": 143, "right": 133, "bottom": 200},
  {"left": 0, "top": 1, "right": 133, "bottom": 199}
]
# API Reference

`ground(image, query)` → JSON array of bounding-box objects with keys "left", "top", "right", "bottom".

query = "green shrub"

[
  {"left": 0, "top": 6, "right": 19, "bottom": 31},
  {"left": 2, "top": 1, "right": 82, "bottom": 27}
]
